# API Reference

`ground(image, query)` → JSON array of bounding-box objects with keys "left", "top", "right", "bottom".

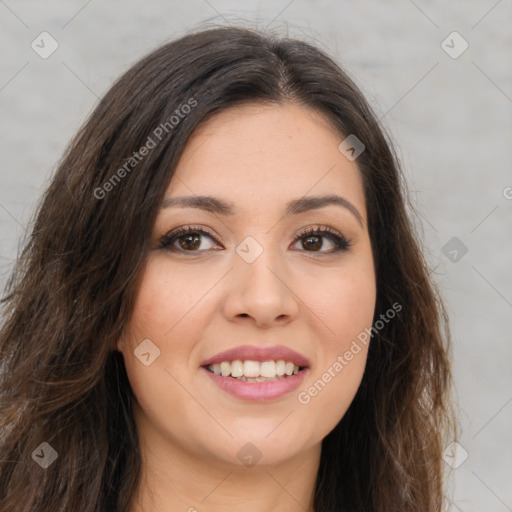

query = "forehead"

[{"left": 166, "top": 103, "right": 366, "bottom": 217}]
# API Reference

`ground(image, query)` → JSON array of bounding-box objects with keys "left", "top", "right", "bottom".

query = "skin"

[{"left": 117, "top": 103, "right": 377, "bottom": 512}]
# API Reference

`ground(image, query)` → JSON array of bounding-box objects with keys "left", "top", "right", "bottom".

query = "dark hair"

[{"left": 0, "top": 25, "right": 457, "bottom": 511}]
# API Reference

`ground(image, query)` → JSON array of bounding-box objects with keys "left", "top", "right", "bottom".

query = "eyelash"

[{"left": 158, "top": 225, "right": 352, "bottom": 255}]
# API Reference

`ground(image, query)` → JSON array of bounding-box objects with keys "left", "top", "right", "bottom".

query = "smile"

[{"left": 200, "top": 345, "right": 310, "bottom": 401}]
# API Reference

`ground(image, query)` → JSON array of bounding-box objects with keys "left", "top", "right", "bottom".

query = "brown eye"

[
  {"left": 159, "top": 226, "right": 221, "bottom": 252},
  {"left": 302, "top": 234, "right": 323, "bottom": 251},
  {"left": 178, "top": 233, "right": 202, "bottom": 250},
  {"left": 292, "top": 227, "right": 351, "bottom": 254}
]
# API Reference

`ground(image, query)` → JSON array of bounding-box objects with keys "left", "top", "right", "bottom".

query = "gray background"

[{"left": 1, "top": 1, "right": 511, "bottom": 510}]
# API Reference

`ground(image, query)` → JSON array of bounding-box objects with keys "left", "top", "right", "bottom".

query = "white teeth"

[
  {"left": 206, "top": 359, "right": 304, "bottom": 379},
  {"left": 243, "top": 360, "right": 260, "bottom": 378},
  {"left": 260, "top": 360, "right": 276, "bottom": 378},
  {"left": 220, "top": 361, "right": 231, "bottom": 377},
  {"left": 231, "top": 360, "right": 244, "bottom": 377}
]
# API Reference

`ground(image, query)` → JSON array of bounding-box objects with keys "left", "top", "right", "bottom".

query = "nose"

[{"left": 221, "top": 246, "right": 300, "bottom": 329}]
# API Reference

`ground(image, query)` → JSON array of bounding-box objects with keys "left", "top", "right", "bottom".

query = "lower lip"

[{"left": 201, "top": 367, "right": 309, "bottom": 402}]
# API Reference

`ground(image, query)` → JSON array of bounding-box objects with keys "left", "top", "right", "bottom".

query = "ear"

[{"left": 115, "top": 335, "right": 125, "bottom": 353}]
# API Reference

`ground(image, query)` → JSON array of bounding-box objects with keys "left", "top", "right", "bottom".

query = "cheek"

[
  {"left": 331, "top": 273, "right": 376, "bottom": 338},
  {"left": 294, "top": 254, "right": 376, "bottom": 438},
  {"left": 303, "top": 251, "right": 376, "bottom": 344},
  {"left": 120, "top": 254, "right": 223, "bottom": 387},
  {"left": 119, "top": 259, "right": 214, "bottom": 446},
  {"left": 127, "top": 257, "right": 216, "bottom": 339}
]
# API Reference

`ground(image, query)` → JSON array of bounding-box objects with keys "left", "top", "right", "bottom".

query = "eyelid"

[
  {"left": 158, "top": 224, "right": 221, "bottom": 249},
  {"left": 294, "top": 224, "right": 344, "bottom": 239}
]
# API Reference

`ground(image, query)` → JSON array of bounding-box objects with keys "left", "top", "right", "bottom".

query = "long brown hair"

[{"left": 0, "top": 26, "right": 457, "bottom": 511}]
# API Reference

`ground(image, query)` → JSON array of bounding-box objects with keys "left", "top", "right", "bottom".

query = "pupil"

[
  {"left": 304, "top": 236, "right": 321, "bottom": 251},
  {"left": 180, "top": 234, "right": 200, "bottom": 250}
]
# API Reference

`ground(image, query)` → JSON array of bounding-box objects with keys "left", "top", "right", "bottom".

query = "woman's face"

[{"left": 117, "top": 103, "right": 376, "bottom": 468}]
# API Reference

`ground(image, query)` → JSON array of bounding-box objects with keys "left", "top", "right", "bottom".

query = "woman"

[{"left": 0, "top": 26, "right": 457, "bottom": 511}]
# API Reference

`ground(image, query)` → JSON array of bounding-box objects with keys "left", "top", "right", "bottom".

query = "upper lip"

[{"left": 200, "top": 345, "right": 310, "bottom": 368}]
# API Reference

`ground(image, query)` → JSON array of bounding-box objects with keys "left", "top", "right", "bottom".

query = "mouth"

[{"left": 200, "top": 345, "right": 310, "bottom": 401}]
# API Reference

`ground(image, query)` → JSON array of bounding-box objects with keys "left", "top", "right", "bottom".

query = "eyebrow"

[{"left": 161, "top": 194, "right": 363, "bottom": 227}]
